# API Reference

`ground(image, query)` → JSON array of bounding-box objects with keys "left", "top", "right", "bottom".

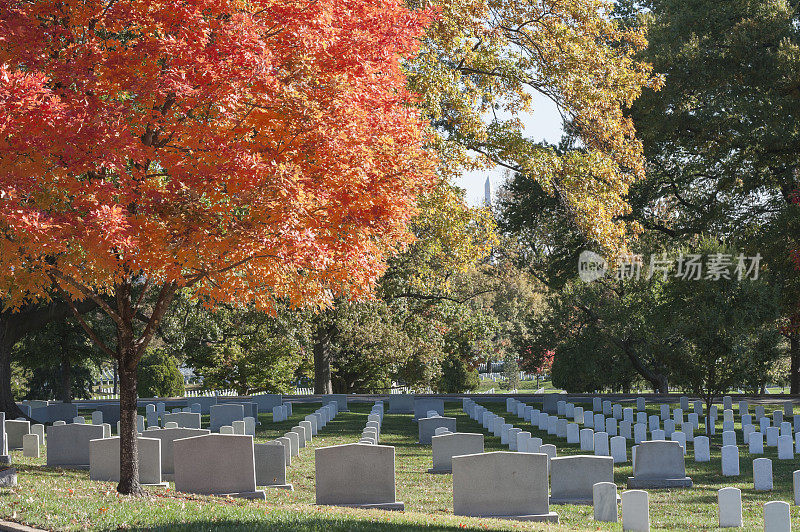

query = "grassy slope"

[{"left": 0, "top": 400, "right": 799, "bottom": 531}]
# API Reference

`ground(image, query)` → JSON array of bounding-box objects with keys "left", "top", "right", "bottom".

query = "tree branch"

[
  {"left": 49, "top": 269, "right": 124, "bottom": 328},
  {"left": 49, "top": 276, "right": 116, "bottom": 358}
]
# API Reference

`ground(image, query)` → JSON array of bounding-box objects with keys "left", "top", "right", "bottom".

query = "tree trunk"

[
  {"left": 653, "top": 373, "right": 669, "bottom": 394},
  {"left": 117, "top": 361, "right": 142, "bottom": 496},
  {"left": 621, "top": 343, "right": 669, "bottom": 393},
  {"left": 60, "top": 354, "right": 72, "bottom": 403},
  {"left": 313, "top": 322, "right": 333, "bottom": 395},
  {"left": 0, "top": 327, "right": 25, "bottom": 419},
  {"left": 790, "top": 334, "right": 800, "bottom": 394}
]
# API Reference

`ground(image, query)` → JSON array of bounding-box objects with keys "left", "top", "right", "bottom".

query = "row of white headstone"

[
  {"left": 504, "top": 397, "right": 800, "bottom": 471},
  {"left": 360, "top": 402, "right": 382, "bottom": 444},
  {"left": 505, "top": 397, "right": 798, "bottom": 529},
  {"left": 594, "top": 484, "right": 792, "bottom": 531}
]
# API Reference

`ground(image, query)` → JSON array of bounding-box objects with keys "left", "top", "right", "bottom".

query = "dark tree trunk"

[
  {"left": 653, "top": 373, "right": 669, "bottom": 394},
  {"left": 117, "top": 361, "right": 142, "bottom": 496},
  {"left": 621, "top": 343, "right": 669, "bottom": 393},
  {"left": 0, "top": 327, "right": 26, "bottom": 419},
  {"left": 313, "top": 322, "right": 333, "bottom": 395},
  {"left": 60, "top": 354, "right": 72, "bottom": 403},
  {"left": 790, "top": 335, "right": 800, "bottom": 394}
]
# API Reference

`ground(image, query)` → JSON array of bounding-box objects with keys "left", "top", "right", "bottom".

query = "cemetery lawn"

[{"left": 0, "top": 400, "right": 798, "bottom": 531}]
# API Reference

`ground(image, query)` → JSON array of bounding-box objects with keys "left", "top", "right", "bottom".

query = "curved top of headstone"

[{"left": 632, "top": 440, "right": 686, "bottom": 479}]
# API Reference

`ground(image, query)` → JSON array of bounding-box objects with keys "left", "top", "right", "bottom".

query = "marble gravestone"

[{"left": 627, "top": 440, "right": 692, "bottom": 488}]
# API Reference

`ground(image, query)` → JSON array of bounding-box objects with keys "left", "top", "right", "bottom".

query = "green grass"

[{"left": 2, "top": 399, "right": 800, "bottom": 530}]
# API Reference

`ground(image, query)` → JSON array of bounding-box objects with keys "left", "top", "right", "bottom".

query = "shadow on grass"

[{"left": 127, "top": 516, "right": 504, "bottom": 532}]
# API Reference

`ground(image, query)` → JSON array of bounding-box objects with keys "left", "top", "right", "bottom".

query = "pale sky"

[{"left": 456, "top": 92, "right": 564, "bottom": 206}]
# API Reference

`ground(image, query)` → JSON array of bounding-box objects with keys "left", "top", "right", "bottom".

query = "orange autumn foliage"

[
  {"left": 0, "top": 0, "right": 436, "bottom": 311},
  {"left": 0, "top": 0, "right": 436, "bottom": 494}
]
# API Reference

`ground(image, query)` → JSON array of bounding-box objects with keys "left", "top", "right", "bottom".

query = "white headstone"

[
  {"left": 766, "top": 426, "right": 779, "bottom": 447},
  {"left": 717, "top": 487, "right": 742, "bottom": 528},
  {"left": 749, "top": 432, "right": 764, "bottom": 454},
  {"left": 594, "top": 432, "right": 610, "bottom": 457},
  {"left": 634, "top": 423, "right": 646, "bottom": 444},
  {"left": 610, "top": 435, "right": 627, "bottom": 463},
  {"left": 721, "top": 445, "right": 739, "bottom": 477},
  {"left": 763, "top": 501, "right": 790, "bottom": 532},
  {"left": 754, "top": 458, "right": 773, "bottom": 491},
  {"left": 594, "top": 414, "right": 605, "bottom": 433},
  {"left": 694, "top": 436, "right": 710, "bottom": 462},
  {"left": 722, "top": 430, "right": 737, "bottom": 447},
  {"left": 567, "top": 423, "right": 580, "bottom": 444},
  {"left": 794, "top": 470, "right": 800, "bottom": 505},
  {"left": 580, "top": 428, "right": 594, "bottom": 451},
  {"left": 621, "top": 490, "right": 649, "bottom": 532},
  {"left": 22, "top": 433, "right": 40, "bottom": 458},
  {"left": 620, "top": 420, "right": 632, "bottom": 440},
  {"left": 540, "top": 444, "right": 557, "bottom": 460},
  {"left": 593, "top": 481, "right": 618, "bottom": 522},
  {"left": 721, "top": 395, "right": 731, "bottom": 410},
  {"left": 778, "top": 435, "right": 794, "bottom": 460},
  {"left": 670, "top": 431, "right": 686, "bottom": 454}
]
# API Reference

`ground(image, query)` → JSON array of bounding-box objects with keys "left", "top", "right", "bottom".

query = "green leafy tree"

[
  {"left": 531, "top": 278, "right": 665, "bottom": 393},
  {"left": 658, "top": 241, "right": 783, "bottom": 429},
  {"left": 438, "top": 354, "right": 479, "bottom": 393},
  {"left": 137, "top": 349, "right": 184, "bottom": 398},
  {"left": 622, "top": 0, "right": 800, "bottom": 389},
  {"left": 15, "top": 312, "right": 109, "bottom": 402},
  {"left": 502, "top": 354, "right": 520, "bottom": 391},
  {"left": 160, "top": 297, "right": 311, "bottom": 396}
]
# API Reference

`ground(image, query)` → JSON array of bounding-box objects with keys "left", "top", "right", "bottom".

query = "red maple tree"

[{"left": 0, "top": 0, "right": 434, "bottom": 494}]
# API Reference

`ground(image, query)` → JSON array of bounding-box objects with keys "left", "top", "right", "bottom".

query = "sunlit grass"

[{"left": 1, "top": 399, "right": 799, "bottom": 530}]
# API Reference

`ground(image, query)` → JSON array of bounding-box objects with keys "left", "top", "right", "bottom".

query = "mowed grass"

[{"left": 0, "top": 399, "right": 799, "bottom": 530}]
